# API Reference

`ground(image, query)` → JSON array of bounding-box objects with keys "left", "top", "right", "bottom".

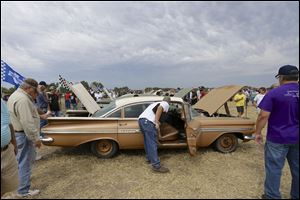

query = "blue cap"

[
  {"left": 275, "top": 65, "right": 299, "bottom": 78},
  {"left": 39, "top": 81, "right": 47, "bottom": 86}
]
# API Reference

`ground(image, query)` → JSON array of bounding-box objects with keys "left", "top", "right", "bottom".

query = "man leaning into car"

[{"left": 138, "top": 96, "right": 171, "bottom": 173}]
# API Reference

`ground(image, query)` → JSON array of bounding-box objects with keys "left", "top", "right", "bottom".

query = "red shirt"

[{"left": 65, "top": 92, "right": 71, "bottom": 100}]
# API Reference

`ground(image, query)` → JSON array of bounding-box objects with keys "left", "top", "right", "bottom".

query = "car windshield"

[
  {"left": 190, "top": 107, "right": 201, "bottom": 119},
  {"left": 93, "top": 101, "right": 116, "bottom": 117}
]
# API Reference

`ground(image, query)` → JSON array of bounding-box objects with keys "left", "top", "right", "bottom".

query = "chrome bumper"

[
  {"left": 41, "top": 137, "right": 54, "bottom": 143},
  {"left": 244, "top": 134, "right": 255, "bottom": 140}
]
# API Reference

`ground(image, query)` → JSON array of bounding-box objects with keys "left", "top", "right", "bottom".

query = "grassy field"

[{"left": 3, "top": 102, "right": 293, "bottom": 199}]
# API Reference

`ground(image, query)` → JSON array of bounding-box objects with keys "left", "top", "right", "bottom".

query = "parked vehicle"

[{"left": 41, "top": 84, "right": 255, "bottom": 158}]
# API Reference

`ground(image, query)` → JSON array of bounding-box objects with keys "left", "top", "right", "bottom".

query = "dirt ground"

[{"left": 2, "top": 103, "right": 293, "bottom": 199}]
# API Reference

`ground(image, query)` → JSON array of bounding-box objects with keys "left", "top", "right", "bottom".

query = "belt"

[
  {"left": 15, "top": 130, "right": 24, "bottom": 132},
  {"left": 1, "top": 144, "right": 9, "bottom": 152},
  {"left": 139, "top": 118, "right": 155, "bottom": 125}
]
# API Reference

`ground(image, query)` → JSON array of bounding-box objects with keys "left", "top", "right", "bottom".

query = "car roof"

[
  {"left": 69, "top": 82, "right": 185, "bottom": 115},
  {"left": 114, "top": 96, "right": 184, "bottom": 108}
]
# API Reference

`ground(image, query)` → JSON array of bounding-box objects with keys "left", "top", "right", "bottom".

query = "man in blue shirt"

[
  {"left": 1, "top": 99, "right": 19, "bottom": 197},
  {"left": 35, "top": 81, "right": 51, "bottom": 160},
  {"left": 255, "top": 65, "right": 299, "bottom": 199},
  {"left": 36, "top": 81, "right": 51, "bottom": 127}
]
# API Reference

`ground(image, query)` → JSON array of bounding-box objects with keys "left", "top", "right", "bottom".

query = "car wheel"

[
  {"left": 91, "top": 140, "right": 119, "bottom": 158},
  {"left": 214, "top": 133, "right": 238, "bottom": 153}
]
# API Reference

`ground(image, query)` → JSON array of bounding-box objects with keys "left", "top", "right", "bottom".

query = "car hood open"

[
  {"left": 192, "top": 85, "right": 243, "bottom": 116},
  {"left": 70, "top": 83, "right": 100, "bottom": 114},
  {"left": 174, "top": 88, "right": 193, "bottom": 99}
]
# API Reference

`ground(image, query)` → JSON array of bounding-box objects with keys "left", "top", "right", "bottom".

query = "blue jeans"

[
  {"left": 52, "top": 111, "right": 60, "bottom": 117},
  {"left": 264, "top": 140, "right": 299, "bottom": 199},
  {"left": 65, "top": 100, "right": 71, "bottom": 109},
  {"left": 15, "top": 132, "right": 36, "bottom": 195},
  {"left": 138, "top": 118, "right": 160, "bottom": 168},
  {"left": 39, "top": 119, "right": 48, "bottom": 138},
  {"left": 72, "top": 103, "right": 77, "bottom": 110}
]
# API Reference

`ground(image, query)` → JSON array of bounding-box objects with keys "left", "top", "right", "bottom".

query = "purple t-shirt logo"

[{"left": 259, "top": 83, "right": 299, "bottom": 144}]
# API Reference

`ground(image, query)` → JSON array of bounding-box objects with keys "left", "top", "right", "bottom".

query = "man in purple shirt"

[{"left": 255, "top": 65, "right": 299, "bottom": 199}]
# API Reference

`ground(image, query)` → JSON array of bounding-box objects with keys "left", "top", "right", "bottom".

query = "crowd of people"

[
  {"left": 1, "top": 65, "right": 299, "bottom": 199},
  {"left": 182, "top": 86, "right": 207, "bottom": 105}
]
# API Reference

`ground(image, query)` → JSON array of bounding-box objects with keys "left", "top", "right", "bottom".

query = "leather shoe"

[
  {"left": 261, "top": 194, "right": 269, "bottom": 199},
  {"left": 152, "top": 165, "right": 170, "bottom": 173}
]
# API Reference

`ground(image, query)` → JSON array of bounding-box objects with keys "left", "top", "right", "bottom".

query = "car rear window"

[{"left": 93, "top": 102, "right": 116, "bottom": 117}]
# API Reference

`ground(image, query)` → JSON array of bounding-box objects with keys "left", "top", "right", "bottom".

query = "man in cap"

[
  {"left": 48, "top": 86, "right": 61, "bottom": 117},
  {"left": 36, "top": 81, "right": 51, "bottom": 128},
  {"left": 7, "top": 78, "right": 46, "bottom": 197},
  {"left": 35, "top": 81, "right": 52, "bottom": 160},
  {"left": 138, "top": 96, "right": 171, "bottom": 173},
  {"left": 255, "top": 65, "right": 299, "bottom": 199}
]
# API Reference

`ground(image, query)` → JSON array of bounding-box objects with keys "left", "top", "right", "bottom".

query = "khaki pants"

[{"left": 1, "top": 144, "right": 19, "bottom": 196}]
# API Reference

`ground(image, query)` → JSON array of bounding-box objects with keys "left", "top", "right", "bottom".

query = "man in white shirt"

[
  {"left": 253, "top": 87, "right": 267, "bottom": 113},
  {"left": 138, "top": 96, "right": 171, "bottom": 173}
]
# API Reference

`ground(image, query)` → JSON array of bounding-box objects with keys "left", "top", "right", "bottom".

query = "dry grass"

[{"left": 2, "top": 103, "right": 292, "bottom": 199}]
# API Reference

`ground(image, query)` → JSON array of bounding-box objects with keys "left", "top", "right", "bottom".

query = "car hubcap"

[
  {"left": 96, "top": 140, "right": 112, "bottom": 154},
  {"left": 220, "top": 136, "right": 235, "bottom": 149}
]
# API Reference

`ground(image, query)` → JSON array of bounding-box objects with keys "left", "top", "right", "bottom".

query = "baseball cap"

[
  {"left": 39, "top": 81, "right": 47, "bottom": 86},
  {"left": 275, "top": 65, "right": 299, "bottom": 78},
  {"left": 22, "top": 78, "right": 38, "bottom": 93},
  {"left": 23, "top": 78, "right": 38, "bottom": 88}
]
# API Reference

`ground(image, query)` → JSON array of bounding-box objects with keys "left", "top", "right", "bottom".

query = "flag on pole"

[
  {"left": 58, "top": 74, "right": 72, "bottom": 91},
  {"left": 1, "top": 60, "right": 26, "bottom": 87}
]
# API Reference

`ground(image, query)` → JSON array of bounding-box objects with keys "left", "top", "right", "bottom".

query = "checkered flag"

[
  {"left": 1, "top": 62, "right": 5, "bottom": 81},
  {"left": 58, "top": 75, "right": 73, "bottom": 90}
]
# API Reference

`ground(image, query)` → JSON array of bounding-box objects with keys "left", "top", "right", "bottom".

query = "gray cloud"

[{"left": 1, "top": 1, "right": 299, "bottom": 89}]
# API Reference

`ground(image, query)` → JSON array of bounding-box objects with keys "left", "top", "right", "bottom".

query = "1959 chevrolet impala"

[{"left": 41, "top": 84, "right": 255, "bottom": 158}]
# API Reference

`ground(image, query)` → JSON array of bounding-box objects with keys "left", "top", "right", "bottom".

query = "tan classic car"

[{"left": 41, "top": 84, "right": 255, "bottom": 158}]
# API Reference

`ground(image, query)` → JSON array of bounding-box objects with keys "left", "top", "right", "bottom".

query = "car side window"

[
  {"left": 124, "top": 103, "right": 150, "bottom": 118},
  {"left": 107, "top": 109, "right": 121, "bottom": 118}
]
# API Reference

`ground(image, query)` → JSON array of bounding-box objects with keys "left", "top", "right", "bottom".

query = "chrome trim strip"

[
  {"left": 43, "top": 130, "right": 117, "bottom": 134},
  {"left": 197, "top": 127, "right": 254, "bottom": 132},
  {"left": 118, "top": 129, "right": 141, "bottom": 134},
  {"left": 48, "top": 117, "right": 120, "bottom": 120}
]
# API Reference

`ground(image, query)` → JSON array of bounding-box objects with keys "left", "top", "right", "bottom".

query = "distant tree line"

[{"left": 1, "top": 80, "right": 278, "bottom": 97}]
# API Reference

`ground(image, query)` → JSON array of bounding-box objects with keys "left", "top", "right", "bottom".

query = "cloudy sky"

[{"left": 1, "top": 1, "right": 299, "bottom": 89}]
